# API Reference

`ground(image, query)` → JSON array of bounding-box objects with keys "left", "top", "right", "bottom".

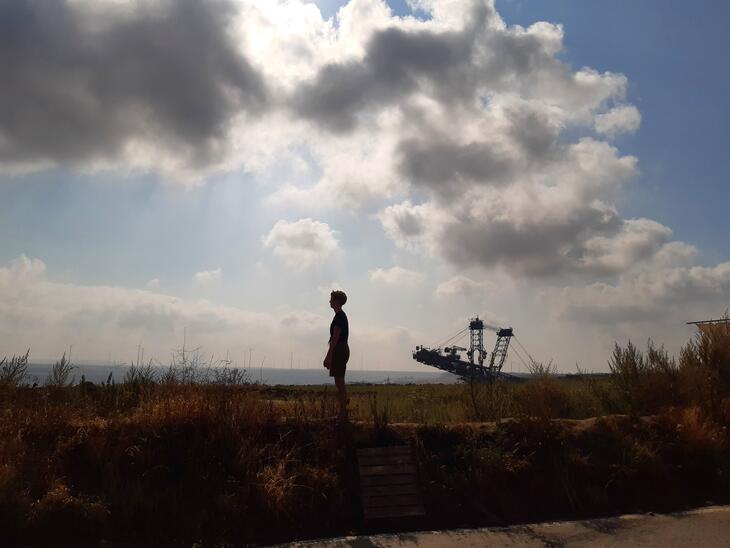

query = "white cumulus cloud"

[
  {"left": 193, "top": 268, "right": 223, "bottom": 285},
  {"left": 0, "top": 255, "right": 418, "bottom": 370},
  {"left": 262, "top": 218, "right": 339, "bottom": 269},
  {"left": 435, "top": 275, "right": 494, "bottom": 299},
  {"left": 144, "top": 278, "right": 160, "bottom": 290},
  {"left": 595, "top": 105, "right": 641, "bottom": 137},
  {"left": 369, "top": 266, "right": 425, "bottom": 287}
]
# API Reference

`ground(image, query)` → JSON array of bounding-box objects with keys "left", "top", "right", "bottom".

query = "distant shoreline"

[{"left": 25, "top": 363, "right": 461, "bottom": 386}]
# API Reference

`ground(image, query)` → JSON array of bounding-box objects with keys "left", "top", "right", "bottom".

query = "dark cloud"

[
  {"left": 396, "top": 102, "right": 560, "bottom": 198},
  {"left": 291, "top": 3, "right": 492, "bottom": 132},
  {"left": 480, "top": 29, "right": 557, "bottom": 87},
  {"left": 440, "top": 205, "right": 623, "bottom": 277},
  {"left": 288, "top": 1, "right": 574, "bottom": 135},
  {"left": 397, "top": 138, "right": 514, "bottom": 196},
  {"left": 0, "top": 0, "right": 268, "bottom": 169}
]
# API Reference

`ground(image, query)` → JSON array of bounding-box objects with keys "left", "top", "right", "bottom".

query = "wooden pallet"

[{"left": 357, "top": 445, "right": 425, "bottom": 520}]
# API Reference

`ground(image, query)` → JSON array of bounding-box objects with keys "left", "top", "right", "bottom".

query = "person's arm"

[{"left": 324, "top": 326, "right": 341, "bottom": 367}]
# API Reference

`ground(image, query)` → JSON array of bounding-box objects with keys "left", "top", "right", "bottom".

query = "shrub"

[
  {"left": 608, "top": 339, "right": 681, "bottom": 415},
  {"left": 28, "top": 482, "right": 110, "bottom": 546},
  {"left": 210, "top": 366, "right": 251, "bottom": 386},
  {"left": 123, "top": 361, "right": 158, "bottom": 386},
  {"left": 46, "top": 353, "right": 76, "bottom": 388},
  {"left": 0, "top": 349, "right": 30, "bottom": 387},
  {"left": 680, "top": 321, "right": 730, "bottom": 416}
]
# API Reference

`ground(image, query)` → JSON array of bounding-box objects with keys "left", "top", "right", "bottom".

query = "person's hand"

[{"left": 323, "top": 355, "right": 332, "bottom": 369}]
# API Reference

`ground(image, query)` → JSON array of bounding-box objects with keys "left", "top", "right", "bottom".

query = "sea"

[{"left": 25, "top": 363, "right": 459, "bottom": 386}]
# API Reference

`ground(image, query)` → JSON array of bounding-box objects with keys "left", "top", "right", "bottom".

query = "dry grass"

[{"left": 0, "top": 327, "right": 728, "bottom": 545}]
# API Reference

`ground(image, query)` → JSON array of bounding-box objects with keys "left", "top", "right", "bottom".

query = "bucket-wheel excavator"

[{"left": 413, "top": 317, "right": 522, "bottom": 381}]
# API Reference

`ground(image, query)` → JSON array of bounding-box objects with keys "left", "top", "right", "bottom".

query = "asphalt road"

[{"left": 281, "top": 505, "right": 730, "bottom": 547}]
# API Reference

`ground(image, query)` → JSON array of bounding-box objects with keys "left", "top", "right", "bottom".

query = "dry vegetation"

[{"left": 1, "top": 326, "right": 729, "bottom": 546}]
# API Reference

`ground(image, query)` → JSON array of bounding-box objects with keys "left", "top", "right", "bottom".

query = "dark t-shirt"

[{"left": 329, "top": 310, "right": 349, "bottom": 345}]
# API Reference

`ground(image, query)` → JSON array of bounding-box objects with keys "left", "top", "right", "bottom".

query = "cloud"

[
  {"left": 434, "top": 275, "right": 494, "bottom": 299},
  {"left": 290, "top": 19, "right": 484, "bottom": 133},
  {"left": 227, "top": 0, "right": 632, "bottom": 217},
  {"left": 241, "top": 0, "right": 660, "bottom": 280},
  {"left": 379, "top": 138, "right": 646, "bottom": 277},
  {"left": 0, "top": 255, "right": 264, "bottom": 341},
  {"left": 378, "top": 200, "right": 444, "bottom": 253},
  {"left": 144, "top": 278, "right": 160, "bottom": 290},
  {"left": 279, "top": 310, "right": 329, "bottom": 335},
  {"left": 267, "top": 123, "right": 406, "bottom": 211},
  {"left": 577, "top": 218, "right": 673, "bottom": 275},
  {"left": 289, "top": 2, "right": 624, "bottom": 134},
  {"left": 262, "top": 218, "right": 339, "bottom": 269},
  {"left": 2, "top": 0, "right": 724, "bottom": 305},
  {"left": 317, "top": 282, "right": 345, "bottom": 299},
  {"left": 0, "top": 254, "right": 419, "bottom": 370},
  {"left": 259, "top": 0, "right": 655, "bottom": 279},
  {"left": 0, "top": 0, "right": 268, "bottom": 178},
  {"left": 0, "top": 254, "right": 47, "bottom": 284},
  {"left": 546, "top": 263, "right": 730, "bottom": 325},
  {"left": 193, "top": 268, "right": 223, "bottom": 285},
  {"left": 369, "top": 266, "right": 425, "bottom": 287},
  {"left": 595, "top": 105, "right": 641, "bottom": 137}
]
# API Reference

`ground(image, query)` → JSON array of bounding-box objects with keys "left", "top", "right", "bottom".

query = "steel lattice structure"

[{"left": 413, "top": 316, "right": 517, "bottom": 381}]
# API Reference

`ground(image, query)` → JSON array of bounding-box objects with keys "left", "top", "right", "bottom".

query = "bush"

[
  {"left": 0, "top": 349, "right": 30, "bottom": 387},
  {"left": 680, "top": 321, "right": 730, "bottom": 416},
  {"left": 46, "top": 353, "right": 76, "bottom": 388},
  {"left": 210, "top": 366, "right": 251, "bottom": 386},
  {"left": 123, "top": 362, "right": 157, "bottom": 387},
  {"left": 608, "top": 339, "right": 680, "bottom": 415},
  {"left": 28, "top": 482, "right": 111, "bottom": 546}
]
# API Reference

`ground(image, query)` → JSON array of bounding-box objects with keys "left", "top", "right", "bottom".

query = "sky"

[{"left": 1, "top": 0, "right": 728, "bottom": 373}]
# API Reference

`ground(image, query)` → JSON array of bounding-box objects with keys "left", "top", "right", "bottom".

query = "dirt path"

[{"left": 281, "top": 505, "right": 730, "bottom": 547}]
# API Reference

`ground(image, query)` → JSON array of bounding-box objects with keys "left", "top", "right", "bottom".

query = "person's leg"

[{"left": 334, "top": 375, "right": 348, "bottom": 420}]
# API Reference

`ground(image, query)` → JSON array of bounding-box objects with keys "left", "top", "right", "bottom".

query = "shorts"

[{"left": 329, "top": 343, "right": 350, "bottom": 378}]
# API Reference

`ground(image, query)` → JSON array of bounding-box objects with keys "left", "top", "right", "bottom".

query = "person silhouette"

[{"left": 323, "top": 290, "right": 349, "bottom": 421}]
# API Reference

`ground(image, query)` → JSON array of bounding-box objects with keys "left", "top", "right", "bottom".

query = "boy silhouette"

[{"left": 323, "top": 290, "right": 349, "bottom": 421}]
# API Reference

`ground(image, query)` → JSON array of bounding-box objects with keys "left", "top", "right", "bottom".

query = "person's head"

[{"left": 329, "top": 290, "right": 347, "bottom": 310}]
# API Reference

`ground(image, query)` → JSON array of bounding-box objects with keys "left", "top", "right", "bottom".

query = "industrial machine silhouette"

[{"left": 413, "top": 316, "right": 518, "bottom": 380}]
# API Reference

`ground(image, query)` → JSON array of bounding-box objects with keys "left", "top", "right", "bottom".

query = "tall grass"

[{"left": 0, "top": 326, "right": 728, "bottom": 545}]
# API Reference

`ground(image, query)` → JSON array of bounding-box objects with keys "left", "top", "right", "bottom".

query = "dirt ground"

[{"left": 282, "top": 505, "right": 730, "bottom": 547}]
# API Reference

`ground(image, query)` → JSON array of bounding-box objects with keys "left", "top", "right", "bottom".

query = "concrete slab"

[{"left": 279, "top": 505, "right": 730, "bottom": 547}]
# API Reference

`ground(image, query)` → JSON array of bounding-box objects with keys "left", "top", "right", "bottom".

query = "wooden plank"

[
  {"left": 363, "top": 494, "right": 423, "bottom": 508},
  {"left": 358, "top": 463, "right": 417, "bottom": 476},
  {"left": 356, "top": 446, "right": 412, "bottom": 457},
  {"left": 357, "top": 445, "right": 424, "bottom": 521},
  {"left": 357, "top": 454, "right": 414, "bottom": 466},
  {"left": 359, "top": 473, "right": 418, "bottom": 487},
  {"left": 361, "top": 484, "right": 420, "bottom": 497},
  {"left": 364, "top": 505, "right": 425, "bottom": 519}
]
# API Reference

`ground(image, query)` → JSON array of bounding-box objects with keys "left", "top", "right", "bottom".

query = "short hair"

[{"left": 330, "top": 290, "right": 347, "bottom": 306}]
